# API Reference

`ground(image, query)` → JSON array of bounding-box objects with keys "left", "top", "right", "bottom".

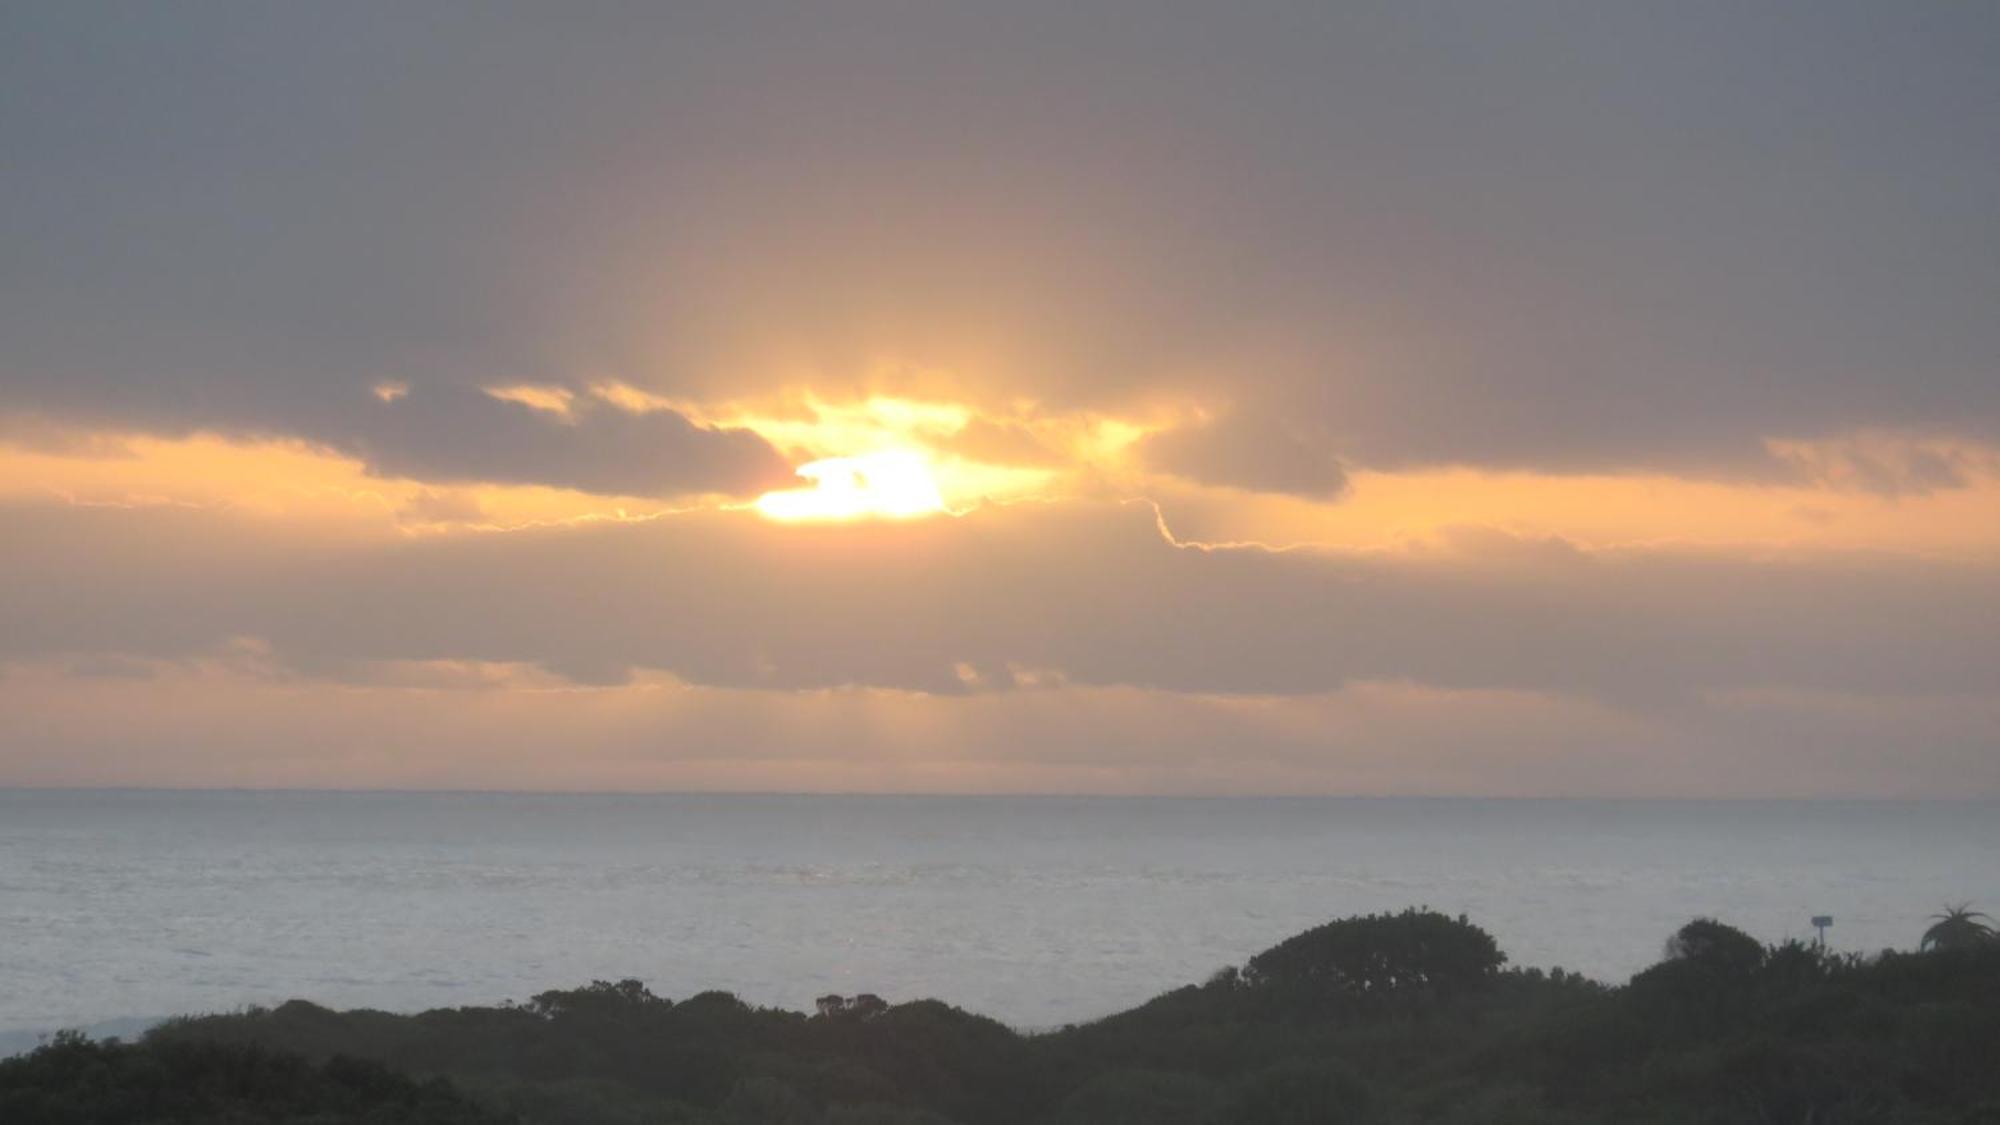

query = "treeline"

[{"left": 5, "top": 908, "right": 1998, "bottom": 1123}]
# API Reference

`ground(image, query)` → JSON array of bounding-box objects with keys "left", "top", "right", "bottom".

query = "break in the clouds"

[
  {"left": 5, "top": 3, "right": 1999, "bottom": 483},
  {"left": 3, "top": 3, "right": 1997, "bottom": 794}
]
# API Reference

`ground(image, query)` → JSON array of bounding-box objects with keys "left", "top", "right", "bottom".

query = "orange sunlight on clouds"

[
  {"left": 754, "top": 452, "right": 948, "bottom": 521},
  {"left": 5, "top": 414, "right": 1999, "bottom": 560}
]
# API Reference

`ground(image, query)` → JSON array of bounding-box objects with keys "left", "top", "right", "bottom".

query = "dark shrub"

[{"left": 1243, "top": 908, "right": 1506, "bottom": 1000}]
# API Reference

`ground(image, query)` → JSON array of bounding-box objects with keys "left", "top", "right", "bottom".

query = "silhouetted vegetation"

[
  {"left": 1922, "top": 904, "right": 1997, "bottom": 953},
  {"left": 14, "top": 906, "right": 2000, "bottom": 1123},
  {"left": 1241, "top": 908, "right": 1505, "bottom": 1001},
  {"left": 0, "top": 1030, "right": 509, "bottom": 1124}
]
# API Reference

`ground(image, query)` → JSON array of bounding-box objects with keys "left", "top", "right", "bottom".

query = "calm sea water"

[{"left": 2, "top": 791, "right": 1995, "bottom": 1048}]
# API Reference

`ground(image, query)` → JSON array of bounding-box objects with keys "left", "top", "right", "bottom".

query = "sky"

[{"left": 3, "top": 2, "right": 1996, "bottom": 796}]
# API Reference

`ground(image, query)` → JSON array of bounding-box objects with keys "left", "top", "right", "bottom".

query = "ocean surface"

[{"left": 3, "top": 791, "right": 1996, "bottom": 1051}]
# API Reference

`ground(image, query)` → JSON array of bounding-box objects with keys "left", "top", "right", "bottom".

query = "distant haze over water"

[{"left": 3, "top": 791, "right": 1995, "bottom": 1042}]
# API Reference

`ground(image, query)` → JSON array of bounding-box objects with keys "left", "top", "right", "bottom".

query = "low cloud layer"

[
  {"left": 3, "top": 651, "right": 1994, "bottom": 799},
  {"left": 7, "top": 498, "right": 1993, "bottom": 705}
]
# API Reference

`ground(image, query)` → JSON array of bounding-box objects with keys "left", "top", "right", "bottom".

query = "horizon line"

[{"left": 2, "top": 785, "right": 1993, "bottom": 804}]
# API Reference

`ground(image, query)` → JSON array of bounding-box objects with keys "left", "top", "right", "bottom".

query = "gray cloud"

[
  {"left": 1765, "top": 433, "right": 1994, "bottom": 498},
  {"left": 1136, "top": 408, "right": 1349, "bottom": 498},
  {"left": 350, "top": 384, "right": 794, "bottom": 496},
  {"left": 4, "top": 4, "right": 1997, "bottom": 481}
]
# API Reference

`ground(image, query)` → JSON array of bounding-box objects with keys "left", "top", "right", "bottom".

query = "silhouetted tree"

[
  {"left": 1921, "top": 903, "right": 1996, "bottom": 952},
  {"left": 816, "top": 994, "right": 890, "bottom": 1021},
  {"left": 527, "top": 978, "right": 669, "bottom": 1020},
  {"left": 1626, "top": 918, "right": 1774, "bottom": 1039},
  {"left": 1661, "top": 917, "right": 1766, "bottom": 976},
  {"left": 1242, "top": 907, "right": 1506, "bottom": 1000},
  {"left": 1760, "top": 937, "right": 1853, "bottom": 990}
]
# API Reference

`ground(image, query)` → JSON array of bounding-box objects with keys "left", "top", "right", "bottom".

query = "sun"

[{"left": 754, "top": 451, "right": 947, "bottom": 521}]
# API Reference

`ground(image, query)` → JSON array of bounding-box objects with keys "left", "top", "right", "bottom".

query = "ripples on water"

[{"left": 1, "top": 791, "right": 1994, "bottom": 1041}]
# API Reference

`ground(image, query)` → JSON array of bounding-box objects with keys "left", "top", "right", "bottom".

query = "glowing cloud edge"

[{"left": 753, "top": 451, "right": 948, "bottom": 521}]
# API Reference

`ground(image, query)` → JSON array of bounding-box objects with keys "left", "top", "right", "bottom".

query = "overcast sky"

[{"left": 3, "top": 2, "right": 1996, "bottom": 795}]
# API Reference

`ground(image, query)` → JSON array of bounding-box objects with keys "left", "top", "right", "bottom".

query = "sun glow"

[{"left": 753, "top": 452, "right": 948, "bottom": 521}]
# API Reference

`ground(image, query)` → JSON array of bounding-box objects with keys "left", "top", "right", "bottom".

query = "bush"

[
  {"left": 0, "top": 1033, "right": 510, "bottom": 1124},
  {"left": 1242, "top": 908, "right": 1506, "bottom": 1000}
]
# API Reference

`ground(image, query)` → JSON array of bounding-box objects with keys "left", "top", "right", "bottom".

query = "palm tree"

[{"left": 1920, "top": 904, "right": 1995, "bottom": 952}]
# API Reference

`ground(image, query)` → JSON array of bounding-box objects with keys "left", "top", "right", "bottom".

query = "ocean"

[{"left": 2, "top": 790, "right": 1995, "bottom": 1051}]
